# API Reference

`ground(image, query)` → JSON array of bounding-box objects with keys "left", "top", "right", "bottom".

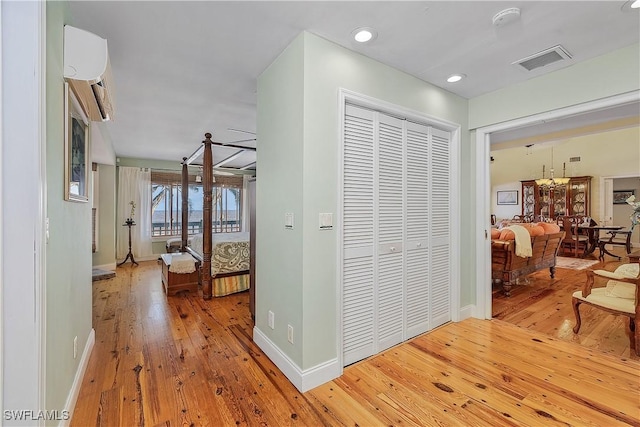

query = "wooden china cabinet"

[{"left": 521, "top": 176, "right": 591, "bottom": 219}]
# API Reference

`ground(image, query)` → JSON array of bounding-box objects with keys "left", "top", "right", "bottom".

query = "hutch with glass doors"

[{"left": 521, "top": 176, "right": 591, "bottom": 219}]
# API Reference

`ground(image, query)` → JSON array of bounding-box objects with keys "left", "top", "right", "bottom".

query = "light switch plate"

[
  {"left": 319, "top": 213, "right": 333, "bottom": 230},
  {"left": 285, "top": 212, "right": 294, "bottom": 229}
]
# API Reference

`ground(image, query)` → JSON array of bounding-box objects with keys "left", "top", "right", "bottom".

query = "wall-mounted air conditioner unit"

[{"left": 63, "top": 25, "right": 115, "bottom": 122}]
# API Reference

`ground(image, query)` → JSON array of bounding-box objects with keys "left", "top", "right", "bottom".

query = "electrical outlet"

[
  {"left": 268, "top": 311, "right": 275, "bottom": 329},
  {"left": 287, "top": 325, "right": 294, "bottom": 344},
  {"left": 73, "top": 336, "right": 78, "bottom": 359}
]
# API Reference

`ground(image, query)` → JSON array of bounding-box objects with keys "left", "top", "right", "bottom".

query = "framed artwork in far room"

[
  {"left": 497, "top": 190, "right": 518, "bottom": 205},
  {"left": 613, "top": 190, "right": 635, "bottom": 204}
]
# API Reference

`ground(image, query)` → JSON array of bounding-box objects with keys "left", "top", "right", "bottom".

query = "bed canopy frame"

[
  {"left": 181, "top": 132, "right": 255, "bottom": 299},
  {"left": 181, "top": 133, "right": 214, "bottom": 298}
]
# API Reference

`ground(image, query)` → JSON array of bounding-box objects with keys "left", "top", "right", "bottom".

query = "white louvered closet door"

[
  {"left": 342, "top": 103, "right": 452, "bottom": 366},
  {"left": 342, "top": 105, "right": 376, "bottom": 366},
  {"left": 405, "top": 121, "right": 431, "bottom": 338},
  {"left": 377, "top": 114, "right": 405, "bottom": 352},
  {"left": 429, "top": 127, "right": 452, "bottom": 328}
]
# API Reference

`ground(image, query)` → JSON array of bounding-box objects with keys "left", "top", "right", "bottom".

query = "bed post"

[
  {"left": 181, "top": 157, "right": 189, "bottom": 252},
  {"left": 202, "top": 133, "right": 214, "bottom": 299}
]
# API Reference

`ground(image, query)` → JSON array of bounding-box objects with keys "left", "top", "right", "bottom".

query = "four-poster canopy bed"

[{"left": 179, "top": 133, "right": 253, "bottom": 301}]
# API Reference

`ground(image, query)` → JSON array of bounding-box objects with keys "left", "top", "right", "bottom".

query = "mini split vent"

[{"left": 513, "top": 45, "right": 572, "bottom": 71}]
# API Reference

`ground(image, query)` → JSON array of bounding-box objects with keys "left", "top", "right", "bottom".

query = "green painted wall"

[
  {"left": 257, "top": 32, "right": 470, "bottom": 371},
  {"left": 469, "top": 43, "right": 640, "bottom": 129},
  {"left": 256, "top": 35, "right": 305, "bottom": 364},
  {"left": 92, "top": 164, "right": 117, "bottom": 267},
  {"left": 45, "top": 1, "right": 93, "bottom": 418}
]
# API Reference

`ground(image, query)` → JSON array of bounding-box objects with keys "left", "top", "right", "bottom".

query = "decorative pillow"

[
  {"left": 537, "top": 222, "right": 561, "bottom": 234},
  {"left": 499, "top": 229, "right": 515, "bottom": 240},
  {"left": 520, "top": 223, "right": 545, "bottom": 236},
  {"left": 490, "top": 228, "right": 501, "bottom": 239}
]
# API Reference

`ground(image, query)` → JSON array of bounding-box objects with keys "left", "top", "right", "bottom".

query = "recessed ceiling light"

[
  {"left": 447, "top": 74, "right": 466, "bottom": 83},
  {"left": 631, "top": 0, "right": 640, "bottom": 8},
  {"left": 351, "top": 27, "right": 377, "bottom": 43}
]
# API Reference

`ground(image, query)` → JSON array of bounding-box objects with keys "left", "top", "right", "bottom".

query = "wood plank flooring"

[
  {"left": 493, "top": 250, "right": 638, "bottom": 359},
  {"left": 71, "top": 258, "right": 640, "bottom": 426}
]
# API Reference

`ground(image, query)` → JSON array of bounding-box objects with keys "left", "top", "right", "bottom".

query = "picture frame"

[
  {"left": 497, "top": 190, "right": 518, "bottom": 205},
  {"left": 613, "top": 190, "right": 635, "bottom": 204},
  {"left": 64, "top": 82, "right": 90, "bottom": 202}
]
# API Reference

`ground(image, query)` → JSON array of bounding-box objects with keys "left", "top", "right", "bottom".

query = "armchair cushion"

[
  {"left": 572, "top": 288, "right": 635, "bottom": 314},
  {"left": 604, "top": 281, "right": 636, "bottom": 300}
]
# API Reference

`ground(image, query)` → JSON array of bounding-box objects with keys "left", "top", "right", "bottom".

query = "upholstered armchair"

[{"left": 572, "top": 260, "right": 640, "bottom": 356}]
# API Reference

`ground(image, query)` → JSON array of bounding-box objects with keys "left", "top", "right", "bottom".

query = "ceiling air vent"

[{"left": 513, "top": 45, "right": 572, "bottom": 71}]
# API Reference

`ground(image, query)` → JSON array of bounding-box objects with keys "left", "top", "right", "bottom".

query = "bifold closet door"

[
  {"left": 342, "top": 105, "right": 376, "bottom": 365},
  {"left": 405, "top": 121, "right": 430, "bottom": 338},
  {"left": 376, "top": 114, "right": 405, "bottom": 352},
  {"left": 404, "top": 123, "right": 451, "bottom": 336},
  {"left": 428, "top": 127, "right": 452, "bottom": 328},
  {"left": 342, "top": 103, "right": 452, "bottom": 366}
]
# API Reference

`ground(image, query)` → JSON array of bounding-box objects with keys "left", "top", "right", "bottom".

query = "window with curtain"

[{"left": 150, "top": 170, "right": 243, "bottom": 236}]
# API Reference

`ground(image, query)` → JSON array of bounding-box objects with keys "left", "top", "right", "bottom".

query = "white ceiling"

[
  {"left": 68, "top": 1, "right": 640, "bottom": 168},
  {"left": 490, "top": 101, "right": 640, "bottom": 146}
]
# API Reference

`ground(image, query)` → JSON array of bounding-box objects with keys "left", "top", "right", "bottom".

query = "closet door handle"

[
  {"left": 416, "top": 242, "right": 422, "bottom": 247},
  {"left": 390, "top": 246, "right": 396, "bottom": 252}
]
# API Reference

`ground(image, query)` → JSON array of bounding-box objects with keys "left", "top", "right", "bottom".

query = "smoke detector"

[{"left": 492, "top": 7, "right": 521, "bottom": 27}]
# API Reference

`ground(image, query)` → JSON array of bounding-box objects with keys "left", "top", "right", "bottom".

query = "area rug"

[
  {"left": 555, "top": 257, "right": 599, "bottom": 270},
  {"left": 92, "top": 268, "right": 116, "bottom": 281}
]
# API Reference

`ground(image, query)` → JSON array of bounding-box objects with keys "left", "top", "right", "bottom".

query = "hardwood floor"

[
  {"left": 493, "top": 248, "right": 638, "bottom": 359},
  {"left": 71, "top": 258, "right": 640, "bottom": 426}
]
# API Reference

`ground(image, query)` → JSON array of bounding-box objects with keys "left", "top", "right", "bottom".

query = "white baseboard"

[
  {"left": 459, "top": 304, "right": 475, "bottom": 320},
  {"left": 253, "top": 326, "right": 341, "bottom": 393},
  {"left": 93, "top": 262, "right": 116, "bottom": 271},
  {"left": 59, "top": 328, "right": 95, "bottom": 427}
]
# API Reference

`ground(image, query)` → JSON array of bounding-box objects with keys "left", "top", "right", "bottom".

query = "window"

[{"left": 151, "top": 171, "right": 243, "bottom": 237}]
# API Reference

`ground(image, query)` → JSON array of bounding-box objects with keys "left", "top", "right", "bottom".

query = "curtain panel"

[{"left": 117, "top": 166, "right": 153, "bottom": 260}]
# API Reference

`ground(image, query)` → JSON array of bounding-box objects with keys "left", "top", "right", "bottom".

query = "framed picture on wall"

[
  {"left": 613, "top": 190, "right": 635, "bottom": 204},
  {"left": 64, "top": 82, "right": 90, "bottom": 202},
  {"left": 497, "top": 190, "right": 518, "bottom": 205}
]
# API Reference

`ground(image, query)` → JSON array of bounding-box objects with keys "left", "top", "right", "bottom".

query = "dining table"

[{"left": 577, "top": 225, "right": 624, "bottom": 258}]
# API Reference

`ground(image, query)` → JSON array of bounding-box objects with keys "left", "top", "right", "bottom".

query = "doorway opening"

[{"left": 475, "top": 91, "right": 640, "bottom": 320}]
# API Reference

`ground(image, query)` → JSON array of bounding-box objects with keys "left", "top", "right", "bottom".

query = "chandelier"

[{"left": 535, "top": 147, "right": 570, "bottom": 189}]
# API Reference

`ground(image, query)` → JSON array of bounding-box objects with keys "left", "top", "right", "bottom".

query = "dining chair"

[{"left": 561, "top": 217, "right": 588, "bottom": 257}]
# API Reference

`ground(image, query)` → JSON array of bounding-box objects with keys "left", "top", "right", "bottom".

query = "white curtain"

[
  {"left": 242, "top": 174, "right": 250, "bottom": 232},
  {"left": 117, "top": 167, "right": 153, "bottom": 260}
]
